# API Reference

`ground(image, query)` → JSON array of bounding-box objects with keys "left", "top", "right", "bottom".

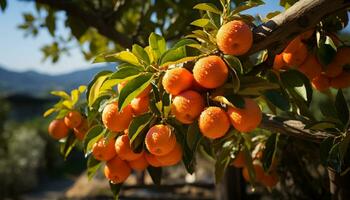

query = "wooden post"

[{"left": 328, "top": 168, "right": 350, "bottom": 200}]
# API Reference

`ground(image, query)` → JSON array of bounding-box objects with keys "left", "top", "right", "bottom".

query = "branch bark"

[
  {"left": 249, "top": 0, "right": 350, "bottom": 55},
  {"left": 259, "top": 114, "right": 335, "bottom": 143}
]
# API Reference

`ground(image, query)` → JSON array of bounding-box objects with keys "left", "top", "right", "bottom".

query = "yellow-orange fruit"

[
  {"left": 312, "top": 75, "right": 330, "bottom": 91},
  {"left": 227, "top": 98, "right": 262, "bottom": 133},
  {"left": 298, "top": 55, "right": 322, "bottom": 79},
  {"left": 330, "top": 72, "right": 350, "bottom": 89},
  {"left": 162, "top": 68, "right": 194, "bottom": 95},
  {"left": 118, "top": 80, "right": 151, "bottom": 98},
  {"left": 92, "top": 137, "right": 117, "bottom": 161},
  {"left": 242, "top": 163, "right": 265, "bottom": 182},
  {"left": 282, "top": 37, "right": 308, "bottom": 67},
  {"left": 102, "top": 102, "right": 133, "bottom": 132},
  {"left": 299, "top": 29, "right": 314, "bottom": 40},
  {"left": 171, "top": 90, "right": 205, "bottom": 124},
  {"left": 193, "top": 56, "right": 228, "bottom": 89},
  {"left": 104, "top": 156, "right": 131, "bottom": 184},
  {"left": 198, "top": 107, "right": 230, "bottom": 139},
  {"left": 156, "top": 143, "right": 183, "bottom": 166},
  {"left": 73, "top": 118, "right": 89, "bottom": 141},
  {"left": 128, "top": 153, "right": 149, "bottom": 171},
  {"left": 64, "top": 111, "right": 82, "bottom": 128},
  {"left": 216, "top": 20, "right": 253, "bottom": 56},
  {"left": 145, "top": 124, "right": 176, "bottom": 156},
  {"left": 48, "top": 119, "right": 69, "bottom": 140},
  {"left": 145, "top": 153, "right": 162, "bottom": 167},
  {"left": 115, "top": 135, "right": 143, "bottom": 161},
  {"left": 131, "top": 96, "right": 149, "bottom": 116},
  {"left": 232, "top": 151, "right": 246, "bottom": 168},
  {"left": 324, "top": 47, "right": 350, "bottom": 78},
  {"left": 261, "top": 171, "right": 279, "bottom": 188},
  {"left": 273, "top": 54, "right": 286, "bottom": 70}
]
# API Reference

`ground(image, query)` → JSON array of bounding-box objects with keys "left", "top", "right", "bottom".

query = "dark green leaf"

[
  {"left": 172, "top": 39, "right": 198, "bottom": 49},
  {"left": 262, "top": 134, "right": 278, "bottom": 171},
  {"left": 239, "top": 76, "right": 280, "bottom": 96},
  {"left": 147, "top": 166, "right": 162, "bottom": 185},
  {"left": 45, "top": 9, "right": 56, "bottom": 36},
  {"left": 280, "top": 70, "right": 313, "bottom": 104},
  {"left": 128, "top": 113, "right": 154, "bottom": 152},
  {"left": 87, "top": 156, "right": 102, "bottom": 180},
  {"left": 0, "top": 0, "right": 7, "bottom": 11},
  {"left": 215, "top": 140, "right": 234, "bottom": 183},
  {"left": 224, "top": 55, "right": 244, "bottom": 74},
  {"left": 132, "top": 44, "right": 150, "bottom": 65},
  {"left": 335, "top": 89, "right": 350, "bottom": 128},
  {"left": 231, "top": 0, "right": 264, "bottom": 15},
  {"left": 149, "top": 33, "right": 167, "bottom": 62},
  {"left": 159, "top": 46, "right": 198, "bottom": 66},
  {"left": 317, "top": 36, "right": 337, "bottom": 66},
  {"left": 264, "top": 90, "right": 290, "bottom": 111},
  {"left": 320, "top": 136, "right": 334, "bottom": 165},
  {"left": 60, "top": 132, "right": 77, "bottom": 160},
  {"left": 109, "top": 182, "right": 123, "bottom": 200},
  {"left": 83, "top": 125, "right": 104, "bottom": 154}
]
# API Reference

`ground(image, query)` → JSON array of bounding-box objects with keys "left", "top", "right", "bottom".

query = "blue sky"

[{"left": 0, "top": 0, "right": 343, "bottom": 75}]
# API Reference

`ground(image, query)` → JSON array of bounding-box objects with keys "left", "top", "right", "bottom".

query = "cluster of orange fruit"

[
  {"left": 48, "top": 111, "right": 89, "bottom": 141},
  {"left": 232, "top": 151, "right": 279, "bottom": 188},
  {"left": 273, "top": 30, "right": 350, "bottom": 91}
]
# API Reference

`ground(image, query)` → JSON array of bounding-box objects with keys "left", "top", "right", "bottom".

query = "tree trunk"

[{"left": 328, "top": 168, "right": 350, "bottom": 200}]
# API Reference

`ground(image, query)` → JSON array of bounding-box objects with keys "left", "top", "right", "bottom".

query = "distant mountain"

[{"left": 0, "top": 65, "right": 115, "bottom": 97}]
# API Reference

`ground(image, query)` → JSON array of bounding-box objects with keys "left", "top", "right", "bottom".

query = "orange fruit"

[
  {"left": 242, "top": 163, "right": 265, "bottom": 183},
  {"left": 227, "top": 98, "right": 262, "bottom": 133},
  {"left": 92, "top": 137, "right": 117, "bottom": 161},
  {"left": 171, "top": 90, "right": 205, "bottom": 124},
  {"left": 198, "top": 107, "right": 230, "bottom": 139},
  {"left": 145, "top": 124, "right": 176, "bottom": 156},
  {"left": 145, "top": 152, "right": 162, "bottom": 167},
  {"left": 232, "top": 151, "right": 246, "bottom": 168},
  {"left": 131, "top": 96, "right": 149, "bottom": 116},
  {"left": 299, "top": 29, "right": 314, "bottom": 40},
  {"left": 273, "top": 54, "right": 286, "bottom": 70},
  {"left": 216, "top": 20, "right": 253, "bottom": 56},
  {"left": 73, "top": 118, "right": 89, "bottom": 141},
  {"left": 324, "top": 47, "right": 350, "bottom": 78},
  {"left": 128, "top": 153, "right": 149, "bottom": 171},
  {"left": 48, "top": 119, "right": 69, "bottom": 140},
  {"left": 282, "top": 37, "right": 308, "bottom": 67},
  {"left": 330, "top": 72, "right": 350, "bottom": 89},
  {"left": 193, "top": 55, "right": 228, "bottom": 89},
  {"left": 162, "top": 68, "right": 194, "bottom": 95},
  {"left": 104, "top": 156, "right": 131, "bottom": 184},
  {"left": 115, "top": 134, "right": 143, "bottom": 161},
  {"left": 64, "top": 111, "right": 82, "bottom": 128},
  {"left": 156, "top": 143, "right": 183, "bottom": 166},
  {"left": 102, "top": 102, "right": 134, "bottom": 132},
  {"left": 311, "top": 75, "right": 330, "bottom": 91},
  {"left": 261, "top": 171, "right": 279, "bottom": 188},
  {"left": 298, "top": 54, "right": 322, "bottom": 79},
  {"left": 118, "top": 80, "right": 151, "bottom": 98}
]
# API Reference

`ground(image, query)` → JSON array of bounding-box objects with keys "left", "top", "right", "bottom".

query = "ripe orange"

[
  {"left": 131, "top": 96, "right": 149, "bottom": 116},
  {"left": 330, "top": 72, "right": 350, "bottom": 89},
  {"left": 282, "top": 37, "right": 308, "bottom": 67},
  {"left": 73, "top": 118, "right": 89, "bottom": 141},
  {"left": 261, "top": 171, "right": 279, "bottom": 187},
  {"left": 115, "top": 134, "right": 143, "bottom": 161},
  {"left": 273, "top": 54, "right": 286, "bottom": 70},
  {"left": 104, "top": 156, "right": 131, "bottom": 184},
  {"left": 92, "top": 137, "right": 117, "bottom": 161},
  {"left": 232, "top": 151, "right": 246, "bottom": 168},
  {"left": 311, "top": 75, "right": 330, "bottom": 91},
  {"left": 216, "top": 20, "right": 253, "bottom": 56},
  {"left": 64, "top": 111, "right": 82, "bottom": 128},
  {"left": 48, "top": 119, "right": 69, "bottom": 140},
  {"left": 242, "top": 163, "right": 265, "bottom": 183},
  {"left": 156, "top": 143, "right": 183, "bottom": 166},
  {"left": 324, "top": 47, "right": 350, "bottom": 78},
  {"left": 298, "top": 54, "right": 322, "bottom": 79},
  {"left": 145, "top": 152, "right": 162, "bottom": 167},
  {"left": 198, "top": 107, "right": 230, "bottom": 139},
  {"left": 145, "top": 124, "right": 176, "bottom": 156},
  {"left": 118, "top": 80, "right": 151, "bottom": 98},
  {"left": 193, "top": 56, "right": 228, "bottom": 89},
  {"left": 102, "top": 102, "right": 134, "bottom": 132},
  {"left": 227, "top": 98, "right": 262, "bottom": 133},
  {"left": 171, "top": 90, "right": 205, "bottom": 124},
  {"left": 128, "top": 152, "right": 149, "bottom": 171},
  {"left": 299, "top": 29, "right": 314, "bottom": 40},
  {"left": 162, "top": 68, "right": 194, "bottom": 95}
]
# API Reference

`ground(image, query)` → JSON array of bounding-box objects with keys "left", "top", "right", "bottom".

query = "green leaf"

[
  {"left": 231, "top": 0, "right": 264, "bottom": 15},
  {"left": 172, "top": 39, "right": 198, "bottom": 49},
  {"left": 159, "top": 46, "right": 198, "bottom": 67},
  {"left": 109, "top": 51, "right": 142, "bottom": 67},
  {"left": 266, "top": 11, "right": 281, "bottom": 19},
  {"left": 149, "top": 33, "right": 167, "bottom": 62},
  {"left": 262, "top": 134, "right": 278, "bottom": 171},
  {"left": 239, "top": 76, "right": 280, "bottom": 96},
  {"left": 45, "top": 9, "right": 56, "bottom": 36},
  {"left": 132, "top": 44, "right": 150, "bottom": 65},
  {"left": 51, "top": 90, "right": 70, "bottom": 100},
  {"left": 280, "top": 70, "right": 312, "bottom": 104},
  {"left": 0, "top": 0, "right": 7, "bottom": 11},
  {"left": 264, "top": 90, "right": 290, "bottom": 111},
  {"left": 320, "top": 136, "right": 334, "bottom": 165},
  {"left": 184, "top": 122, "right": 202, "bottom": 174},
  {"left": 193, "top": 3, "right": 222, "bottom": 14},
  {"left": 43, "top": 108, "right": 56, "bottom": 117},
  {"left": 224, "top": 55, "right": 243, "bottom": 74},
  {"left": 118, "top": 73, "right": 153, "bottom": 110},
  {"left": 191, "top": 19, "right": 210, "bottom": 27},
  {"left": 317, "top": 35, "right": 337, "bottom": 66},
  {"left": 128, "top": 113, "right": 154, "bottom": 151},
  {"left": 147, "top": 166, "right": 162, "bottom": 185},
  {"left": 215, "top": 140, "right": 234, "bottom": 183},
  {"left": 306, "top": 121, "right": 337, "bottom": 131},
  {"left": 87, "top": 71, "right": 112, "bottom": 108},
  {"left": 109, "top": 182, "right": 123, "bottom": 200},
  {"left": 87, "top": 156, "right": 102, "bottom": 180},
  {"left": 335, "top": 89, "right": 350, "bottom": 128},
  {"left": 60, "top": 132, "right": 77, "bottom": 160},
  {"left": 83, "top": 125, "right": 104, "bottom": 154}
]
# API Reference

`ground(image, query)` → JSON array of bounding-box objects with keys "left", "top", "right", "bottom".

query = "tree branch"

[
  {"left": 259, "top": 114, "right": 335, "bottom": 143},
  {"left": 249, "top": 0, "right": 350, "bottom": 55}
]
